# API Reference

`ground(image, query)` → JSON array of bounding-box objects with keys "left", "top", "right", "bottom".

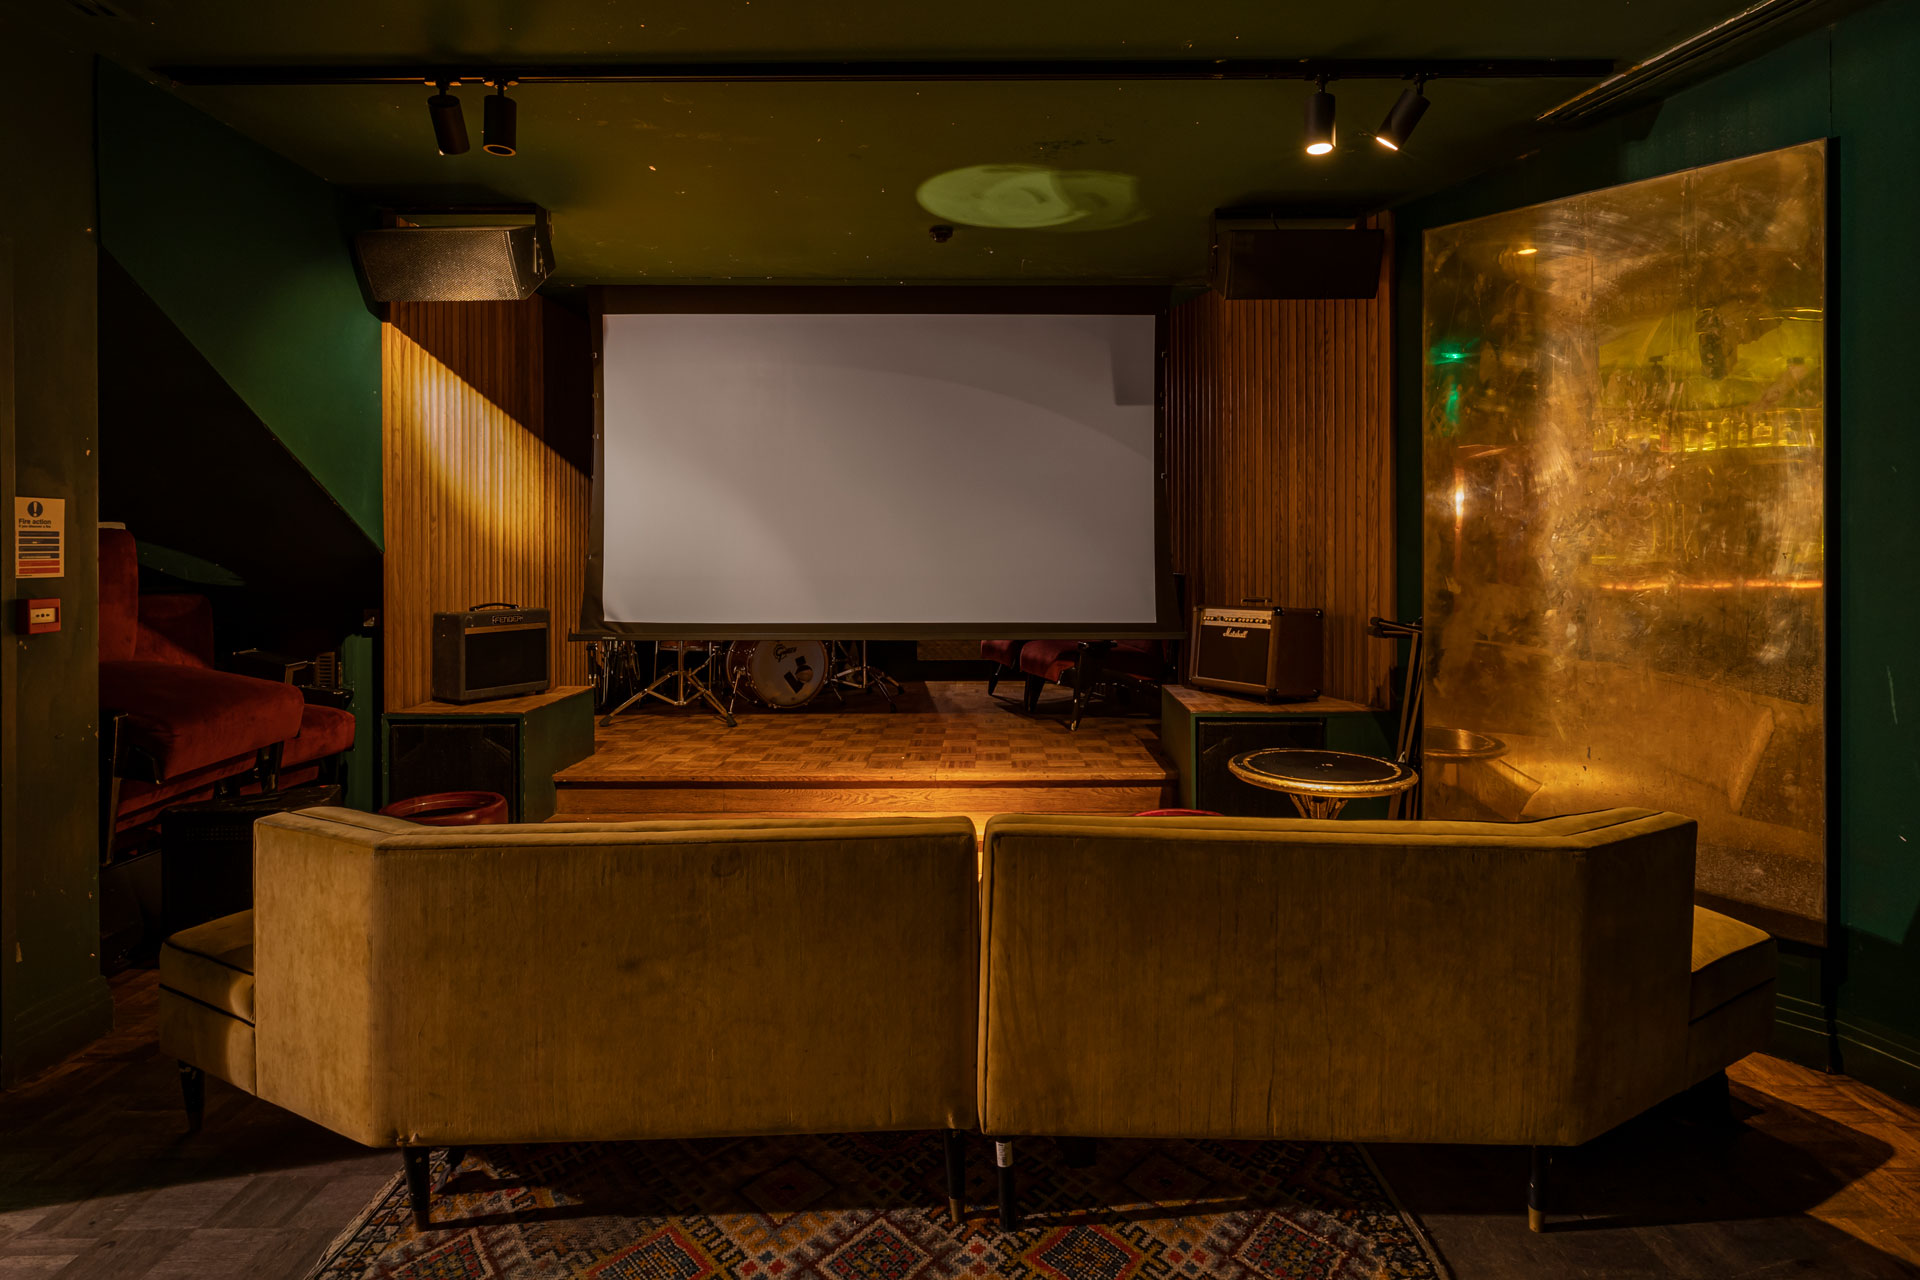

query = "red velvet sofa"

[{"left": 99, "top": 529, "right": 355, "bottom": 854}]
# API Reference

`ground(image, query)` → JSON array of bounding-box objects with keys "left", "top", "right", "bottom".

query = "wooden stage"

[{"left": 552, "top": 681, "right": 1176, "bottom": 828}]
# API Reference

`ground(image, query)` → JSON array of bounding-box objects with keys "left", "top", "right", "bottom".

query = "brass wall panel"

[
  {"left": 383, "top": 299, "right": 591, "bottom": 710},
  {"left": 1166, "top": 263, "right": 1396, "bottom": 708},
  {"left": 1421, "top": 141, "right": 1827, "bottom": 942}
]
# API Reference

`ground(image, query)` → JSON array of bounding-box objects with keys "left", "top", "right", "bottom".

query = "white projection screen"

[{"left": 586, "top": 294, "right": 1174, "bottom": 638}]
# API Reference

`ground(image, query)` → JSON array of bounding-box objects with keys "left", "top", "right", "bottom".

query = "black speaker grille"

[
  {"left": 1194, "top": 718, "right": 1327, "bottom": 817},
  {"left": 388, "top": 721, "right": 520, "bottom": 818}
]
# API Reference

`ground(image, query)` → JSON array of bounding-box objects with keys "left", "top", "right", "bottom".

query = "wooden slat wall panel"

[
  {"left": 383, "top": 299, "right": 590, "bottom": 710},
  {"left": 1165, "top": 253, "right": 1396, "bottom": 707}
]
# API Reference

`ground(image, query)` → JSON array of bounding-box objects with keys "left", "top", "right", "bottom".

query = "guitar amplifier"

[
  {"left": 1188, "top": 606, "right": 1324, "bottom": 702},
  {"left": 431, "top": 605, "right": 551, "bottom": 703}
]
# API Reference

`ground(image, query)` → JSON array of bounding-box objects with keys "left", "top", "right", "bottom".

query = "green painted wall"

[
  {"left": 95, "top": 62, "right": 382, "bottom": 546},
  {"left": 0, "top": 18, "right": 115, "bottom": 1084},
  {"left": 1392, "top": 0, "right": 1920, "bottom": 1100}
]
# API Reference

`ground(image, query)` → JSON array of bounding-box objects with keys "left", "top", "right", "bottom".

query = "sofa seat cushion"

[
  {"left": 160, "top": 909, "right": 255, "bottom": 1022},
  {"left": 282, "top": 703, "right": 356, "bottom": 767},
  {"left": 101, "top": 661, "right": 304, "bottom": 780},
  {"left": 981, "top": 639, "right": 1027, "bottom": 667},
  {"left": 1017, "top": 639, "right": 1083, "bottom": 683},
  {"left": 1019, "top": 639, "right": 1164, "bottom": 685},
  {"left": 1690, "top": 906, "right": 1775, "bottom": 1021}
]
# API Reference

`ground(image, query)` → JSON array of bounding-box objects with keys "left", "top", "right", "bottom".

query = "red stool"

[
  {"left": 1133, "top": 808, "right": 1222, "bottom": 818},
  {"left": 378, "top": 791, "right": 510, "bottom": 826}
]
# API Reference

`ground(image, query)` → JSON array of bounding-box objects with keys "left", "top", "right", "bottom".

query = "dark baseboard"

[
  {"left": 1769, "top": 991, "right": 1835, "bottom": 1072},
  {"left": 1832, "top": 1017, "right": 1920, "bottom": 1108},
  {"left": 0, "top": 975, "right": 114, "bottom": 1088}
]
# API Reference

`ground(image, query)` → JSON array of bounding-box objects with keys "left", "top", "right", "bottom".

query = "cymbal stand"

[
  {"left": 601, "top": 641, "right": 735, "bottom": 728},
  {"left": 830, "top": 640, "right": 901, "bottom": 710}
]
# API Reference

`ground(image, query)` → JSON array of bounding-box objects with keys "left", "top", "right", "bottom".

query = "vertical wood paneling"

[
  {"left": 1166, "top": 238, "right": 1396, "bottom": 707},
  {"left": 383, "top": 299, "right": 590, "bottom": 710}
]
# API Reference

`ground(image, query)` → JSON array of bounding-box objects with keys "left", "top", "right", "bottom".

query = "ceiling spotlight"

[
  {"left": 1304, "top": 79, "right": 1336, "bottom": 156},
  {"left": 426, "top": 80, "right": 468, "bottom": 156},
  {"left": 484, "top": 81, "right": 518, "bottom": 156},
  {"left": 1375, "top": 80, "right": 1430, "bottom": 151}
]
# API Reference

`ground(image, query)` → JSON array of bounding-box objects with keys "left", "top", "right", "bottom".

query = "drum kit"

[{"left": 588, "top": 637, "right": 902, "bottom": 727}]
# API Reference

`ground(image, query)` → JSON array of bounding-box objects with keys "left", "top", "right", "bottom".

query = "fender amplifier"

[
  {"left": 431, "top": 605, "right": 551, "bottom": 703},
  {"left": 1188, "top": 606, "right": 1324, "bottom": 702}
]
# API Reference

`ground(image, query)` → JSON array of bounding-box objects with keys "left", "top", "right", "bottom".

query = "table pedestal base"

[{"left": 1288, "top": 794, "right": 1350, "bottom": 820}]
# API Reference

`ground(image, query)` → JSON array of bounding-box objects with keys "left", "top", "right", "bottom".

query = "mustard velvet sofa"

[
  {"left": 159, "top": 808, "right": 981, "bottom": 1228},
  {"left": 160, "top": 805, "right": 1774, "bottom": 1235},
  {"left": 975, "top": 808, "right": 1776, "bottom": 1231}
]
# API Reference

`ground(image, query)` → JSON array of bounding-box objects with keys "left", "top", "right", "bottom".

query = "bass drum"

[{"left": 725, "top": 640, "right": 829, "bottom": 709}]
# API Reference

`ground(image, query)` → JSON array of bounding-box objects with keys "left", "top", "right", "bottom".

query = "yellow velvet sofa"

[
  {"left": 975, "top": 808, "right": 1775, "bottom": 1230},
  {"left": 160, "top": 805, "right": 1774, "bottom": 1235},
  {"left": 160, "top": 808, "right": 981, "bottom": 1227}
]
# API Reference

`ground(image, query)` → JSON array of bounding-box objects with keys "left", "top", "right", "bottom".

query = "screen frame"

[{"left": 580, "top": 285, "right": 1180, "bottom": 641}]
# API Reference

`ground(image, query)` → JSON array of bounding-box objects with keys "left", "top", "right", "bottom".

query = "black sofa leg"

[
  {"left": 1527, "top": 1145, "right": 1549, "bottom": 1233},
  {"left": 944, "top": 1130, "right": 968, "bottom": 1226},
  {"left": 1022, "top": 677, "right": 1044, "bottom": 713},
  {"left": 996, "top": 1139, "right": 1020, "bottom": 1231},
  {"left": 442, "top": 1147, "right": 468, "bottom": 1191},
  {"left": 402, "top": 1147, "right": 433, "bottom": 1229},
  {"left": 178, "top": 1063, "right": 205, "bottom": 1134},
  {"left": 986, "top": 666, "right": 1001, "bottom": 696}
]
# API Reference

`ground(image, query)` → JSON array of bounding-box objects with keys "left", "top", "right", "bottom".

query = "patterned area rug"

[{"left": 307, "top": 1132, "right": 1449, "bottom": 1279}]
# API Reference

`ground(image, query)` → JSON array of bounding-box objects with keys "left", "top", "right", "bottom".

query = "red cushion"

[
  {"left": 981, "top": 640, "right": 1027, "bottom": 666},
  {"left": 1019, "top": 639, "right": 1166, "bottom": 685},
  {"left": 99, "top": 529, "right": 140, "bottom": 664},
  {"left": 134, "top": 594, "right": 214, "bottom": 667},
  {"left": 282, "top": 703, "right": 356, "bottom": 767},
  {"left": 1017, "top": 640, "right": 1083, "bottom": 683},
  {"left": 100, "top": 661, "right": 304, "bottom": 780}
]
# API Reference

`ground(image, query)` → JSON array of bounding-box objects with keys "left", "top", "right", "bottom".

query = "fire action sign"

[{"left": 15, "top": 498, "right": 64, "bottom": 579}]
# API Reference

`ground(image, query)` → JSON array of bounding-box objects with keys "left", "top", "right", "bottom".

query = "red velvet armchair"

[
  {"left": 981, "top": 638, "right": 1175, "bottom": 729},
  {"left": 99, "top": 529, "right": 355, "bottom": 857}
]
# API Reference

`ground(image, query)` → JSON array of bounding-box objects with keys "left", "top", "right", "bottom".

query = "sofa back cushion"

[
  {"left": 251, "top": 810, "right": 981, "bottom": 1147},
  {"left": 978, "top": 808, "right": 1697, "bottom": 1149}
]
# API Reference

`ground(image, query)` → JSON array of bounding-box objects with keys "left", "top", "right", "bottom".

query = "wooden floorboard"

[
  {"left": 553, "top": 681, "right": 1177, "bottom": 821},
  {"left": 2, "top": 975, "right": 1916, "bottom": 1277}
]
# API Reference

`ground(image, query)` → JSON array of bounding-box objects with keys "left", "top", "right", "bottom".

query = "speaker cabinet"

[
  {"left": 354, "top": 209, "right": 553, "bottom": 301},
  {"left": 1193, "top": 718, "right": 1328, "bottom": 817},
  {"left": 386, "top": 720, "right": 521, "bottom": 818},
  {"left": 1211, "top": 227, "right": 1385, "bottom": 300}
]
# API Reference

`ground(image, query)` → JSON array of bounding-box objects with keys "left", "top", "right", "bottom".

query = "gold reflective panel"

[{"left": 1422, "top": 141, "right": 1827, "bottom": 943}]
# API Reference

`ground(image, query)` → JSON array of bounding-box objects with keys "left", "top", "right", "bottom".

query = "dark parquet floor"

[{"left": 1, "top": 972, "right": 1916, "bottom": 1278}]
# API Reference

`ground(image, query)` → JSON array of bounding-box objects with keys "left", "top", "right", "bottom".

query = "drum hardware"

[
  {"left": 829, "top": 639, "right": 902, "bottom": 709},
  {"left": 600, "top": 640, "right": 735, "bottom": 727}
]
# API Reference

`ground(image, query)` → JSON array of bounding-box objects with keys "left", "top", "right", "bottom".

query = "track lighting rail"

[{"left": 155, "top": 56, "right": 1615, "bottom": 88}]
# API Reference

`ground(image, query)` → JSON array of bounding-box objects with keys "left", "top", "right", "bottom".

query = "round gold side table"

[{"left": 1226, "top": 748, "right": 1419, "bottom": 819}]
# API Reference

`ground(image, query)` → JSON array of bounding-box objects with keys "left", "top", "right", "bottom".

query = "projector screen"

[{"left": 588, "top": 302, "right": 1170, "bottom": 638}]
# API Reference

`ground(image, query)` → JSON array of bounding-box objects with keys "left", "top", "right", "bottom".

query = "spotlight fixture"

[
  {"left": 483, "top": 80, "right": 518, "bottom": 156},
  {"left": 1375, "top": 79, "right": 1430, "bottom": 151},
  {"left": 426, "top": 79, "right": 469, "bottom": 155},
  {"left": 1304, "top": 78, "right": 1336, "bottom": 156}
]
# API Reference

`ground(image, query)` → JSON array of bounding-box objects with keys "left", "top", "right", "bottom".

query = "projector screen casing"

[{"left": 582, "top": 286, "right": 1178, "bottom": 640}]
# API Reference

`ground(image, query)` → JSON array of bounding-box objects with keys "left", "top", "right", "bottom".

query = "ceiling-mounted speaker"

[
  {"left": 354, "top": 205, "right": 553, "bottom": 302},
  {"left": 1209, "top": 219, "right": 1385, "bottom": 300}
]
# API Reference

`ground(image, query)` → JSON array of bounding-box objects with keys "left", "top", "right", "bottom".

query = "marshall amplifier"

[
  {"left": 1189, "top": 606, "right": 1324, "bottom": 702},
  {"left": 431, "top": 605, "right": 551, "bottom": 703}
]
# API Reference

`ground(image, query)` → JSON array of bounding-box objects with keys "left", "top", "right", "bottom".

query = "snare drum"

[{"left": 725, "top": 640, "right": 829, "bottom": 709}]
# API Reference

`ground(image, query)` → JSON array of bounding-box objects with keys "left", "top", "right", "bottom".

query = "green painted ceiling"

[{"left": 62, "top": 1, "right": 1752, "bottom": 284}]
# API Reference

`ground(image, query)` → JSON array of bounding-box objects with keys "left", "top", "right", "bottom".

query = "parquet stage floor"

[{"left": 552, "top": 680, "right": 1176, "bottom": 827}]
